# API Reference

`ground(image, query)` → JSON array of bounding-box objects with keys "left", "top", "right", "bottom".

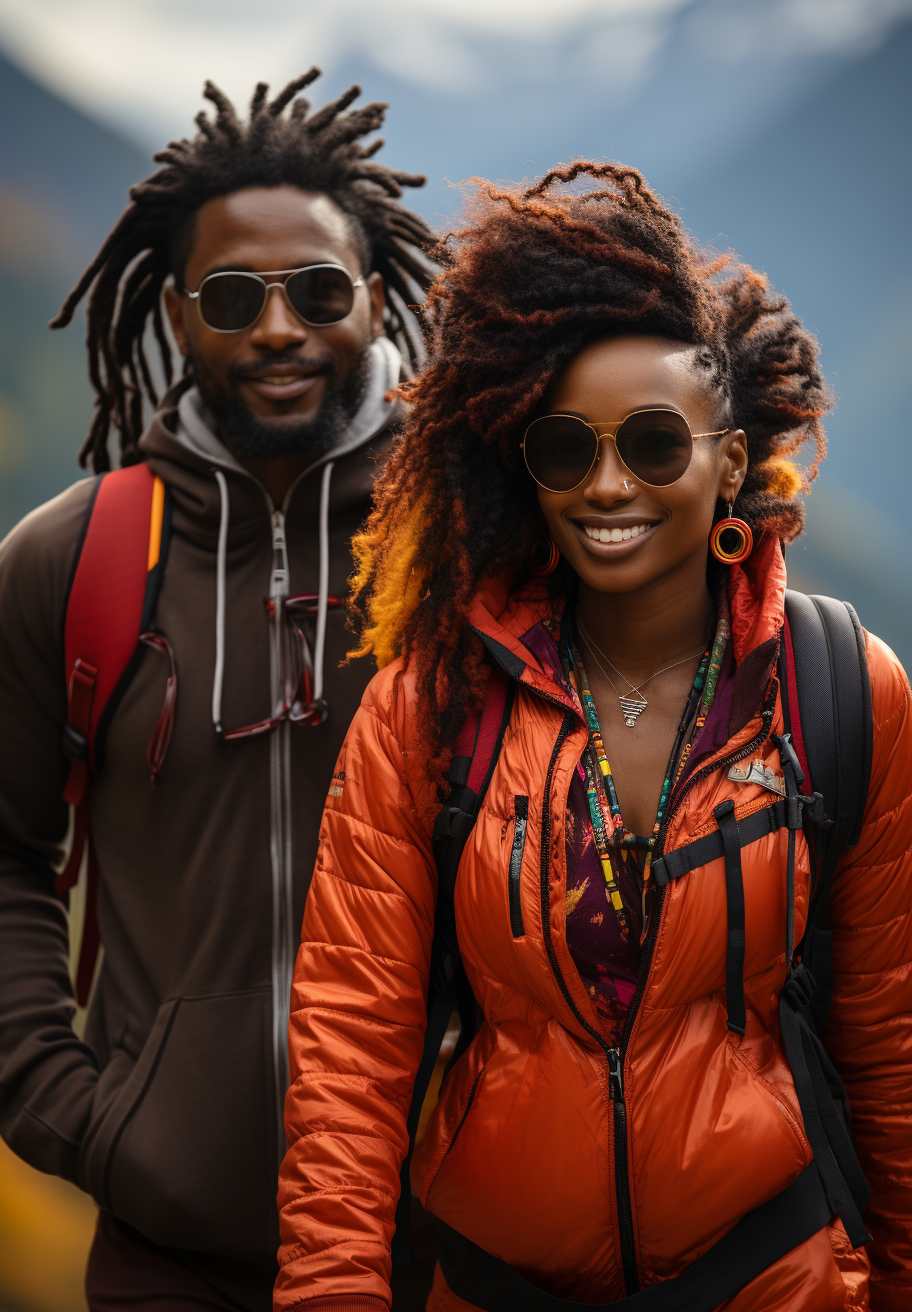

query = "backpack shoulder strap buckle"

[
  {"left": 434, "top": 806, "right": 476, "bottom": 844},
  {"left": 799, "top": 790, "right": 833, "bottom": 829},
  {"left": 61, "top": 723, "right": 89, "bottom": 765}
]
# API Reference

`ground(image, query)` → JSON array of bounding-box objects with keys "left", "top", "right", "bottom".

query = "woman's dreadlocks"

[
  {"left": 348, "top": 161, "right": 831, "bottom": 784},
  {"left": 52, "top": 70, "right": 435, "bottom": 471}
]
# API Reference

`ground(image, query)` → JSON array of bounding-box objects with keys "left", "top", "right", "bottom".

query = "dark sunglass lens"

[
  {"left": 198, "top": 274, "right": 266, "bottom": 331},
  {"left": 286, "top": 267, "right": 354, "bottom": 325},
  {"left": 616, "top": 410, "right": 693, "bottom": 486},
  {"left": 525, "top": 416, "right": 598, "bottom": 492}
]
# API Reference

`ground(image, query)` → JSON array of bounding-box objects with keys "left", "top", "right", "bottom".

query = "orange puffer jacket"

[{"left": 276, "top": 537, "right": 912, "bottom": 1312}]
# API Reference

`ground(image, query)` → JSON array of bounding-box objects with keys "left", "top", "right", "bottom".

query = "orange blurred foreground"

[{"left": 0, "top": 1135, "right": 95, "bottom": 1312}]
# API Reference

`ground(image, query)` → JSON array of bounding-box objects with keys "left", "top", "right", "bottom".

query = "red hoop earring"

[
  {"left": 710, "top": 503, "right": 753, "bottom": 565},
  {"left": 528, "top": 534, "right": 560, "bottom": 576}
]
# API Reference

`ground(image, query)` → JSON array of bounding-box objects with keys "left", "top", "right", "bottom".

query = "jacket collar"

[
  {"left": 468, "top": 532, "right": 787, "bottom": 728},
  {"left": 726, "top": 532, "right": 785, "bottom": 734}
]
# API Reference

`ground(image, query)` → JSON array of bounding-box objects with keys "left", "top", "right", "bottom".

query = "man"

[{"left": 0, "top": 72, "right": 433, "bottom": 1311}]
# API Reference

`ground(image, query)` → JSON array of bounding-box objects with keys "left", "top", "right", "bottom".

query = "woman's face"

[{"left": 535, "top": 335, "right": 748, "bottom": 595}]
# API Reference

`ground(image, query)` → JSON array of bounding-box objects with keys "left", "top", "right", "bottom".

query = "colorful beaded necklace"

[{"left": 567, "top": 617, "right": 727, "bottom": 941}]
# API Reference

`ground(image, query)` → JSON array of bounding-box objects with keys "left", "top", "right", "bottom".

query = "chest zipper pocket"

[{"left": 508, "top": 796, "right": 529, "bottom": 937}]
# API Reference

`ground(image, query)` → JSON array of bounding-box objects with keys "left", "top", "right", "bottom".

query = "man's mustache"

[{"left": 228, "top": 353, "right": 335, "bottom": 384}]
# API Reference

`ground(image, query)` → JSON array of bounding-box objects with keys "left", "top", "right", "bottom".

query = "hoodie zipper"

[
  {"left": 265, "top": 467, "right": 340, "bottom": 1164},
  {"left": 268, "top": 507, "right": 294, "bottom": 1163},
  {"left": 524, "top": 653, "right": 775, "bottom": 1296}
]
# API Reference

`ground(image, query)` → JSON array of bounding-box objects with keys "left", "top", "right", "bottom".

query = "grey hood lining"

[{"left": 180, "top": 336, "right": 401, "bottom": 735}]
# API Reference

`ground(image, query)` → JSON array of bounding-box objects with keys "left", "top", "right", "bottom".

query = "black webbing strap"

[
  {"left": 714, "top": 800, "right": 746, "bottom": 1035},
  {"left": 651, "top": 799, "right": 787, "bottom": 888},
  {"left": 392, "top": 985, "right": 455, "bottom": 1265},
  {"left": 438, "top": 1163, "right": 832, "bottom": 1312},
  {"left": 779, "top": 971, "right": 871, "bottom": 1248}
]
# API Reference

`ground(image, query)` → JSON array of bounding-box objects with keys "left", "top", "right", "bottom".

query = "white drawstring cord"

[
  {"left": 312, "top": 461, "right": 335, "bottom": 712},
  {"left": 212, "top": 469, "right": 229, "bottom": 733}
]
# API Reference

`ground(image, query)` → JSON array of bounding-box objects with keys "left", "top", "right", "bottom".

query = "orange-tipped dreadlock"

[{"left": 349, "top": 161, "right": 831, "bottom": 782}]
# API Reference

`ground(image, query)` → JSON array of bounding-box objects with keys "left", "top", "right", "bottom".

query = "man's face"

[{"left": 164, "top": 185, "right": 386, "bottom": 460}]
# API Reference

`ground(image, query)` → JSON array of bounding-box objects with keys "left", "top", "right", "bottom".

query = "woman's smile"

[{"left": 572, "top": 514, "right": 662, "bottom": 555}]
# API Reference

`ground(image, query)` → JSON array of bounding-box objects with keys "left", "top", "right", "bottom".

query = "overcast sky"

[{"left": 1, "top": 0, "right": 910, "bottom": 148}]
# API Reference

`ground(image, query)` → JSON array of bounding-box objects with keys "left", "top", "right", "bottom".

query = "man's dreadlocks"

[{"left": 52, "top": 70, "right": 435, "bottom": 471}]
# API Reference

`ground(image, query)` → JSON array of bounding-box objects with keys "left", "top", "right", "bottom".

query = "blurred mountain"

[
  {"left": 0, "top": 17, "right": 908, "bottom": 662},
  {"left": 0, "top": 46, "right": 147, "bottom": 256},
  {"left": 673, "top": 18, "right": 912, "bottom": 661},
  {"left": 0, "top": 48, "right": 147, "bottom": 526}
]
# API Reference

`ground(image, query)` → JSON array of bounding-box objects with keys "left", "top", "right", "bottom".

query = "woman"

[{"left": 275, "top": 164, "right": 911, "bottom": 1312}]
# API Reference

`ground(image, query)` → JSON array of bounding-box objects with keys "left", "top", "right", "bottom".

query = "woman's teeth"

[{"left": 583, "top": 523, "right": 652, "bottom": 543}]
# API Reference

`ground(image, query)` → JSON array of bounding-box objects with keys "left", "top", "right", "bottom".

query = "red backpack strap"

[
  {"left": 58, "top": 464, "right": 169, "bottom": 1003},
  {"left": 447, "top": 665, "right": 513, "bottom": 794},
  {"left": 62, "top": 465, "right": 167, "bottom": 784},
  {"left": 779, "top": 609, "right": 812, "bottom": 790}
]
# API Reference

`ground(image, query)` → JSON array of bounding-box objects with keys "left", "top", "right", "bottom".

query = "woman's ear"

[{"left": 718, "top": 429, "right": 748, "bottom": 501}]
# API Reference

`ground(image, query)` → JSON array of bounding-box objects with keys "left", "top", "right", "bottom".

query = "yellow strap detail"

[{"left": 147, "top": 476, "right": 165, "bottom": 571}]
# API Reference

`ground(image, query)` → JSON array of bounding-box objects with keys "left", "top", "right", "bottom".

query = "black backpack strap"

[
  {"left": 781, "top": 591, "right": 873, "bottom": 1020},
  {"left": 392, "top": 667, "right": 516, "bottom": 1266},
  {"left": 776, "top": 590, "right": 874, "bottom": 1249},
  {"left": 782, "top": 592, "right": 872, "bottom": 866}
]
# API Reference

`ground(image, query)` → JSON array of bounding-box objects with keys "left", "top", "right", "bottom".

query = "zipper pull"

[
  {"left": 270, "top": 510, "right": 289, "bottom": 601},
  {"left": 608, "top": 1047, "right": 624, "bottom": 1102}
]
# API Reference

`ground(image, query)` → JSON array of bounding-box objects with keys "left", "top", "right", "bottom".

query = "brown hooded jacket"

[{"left": 0, "top": 337, "right": 401, "bottom": 1301}]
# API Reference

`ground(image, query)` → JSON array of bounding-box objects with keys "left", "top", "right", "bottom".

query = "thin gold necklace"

[{"left": 576, "top": 614, "right": 706, "bottom": 728}]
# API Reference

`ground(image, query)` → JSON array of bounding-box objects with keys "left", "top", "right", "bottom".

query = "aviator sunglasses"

[
  {"left": 185, "top": 263, "right": 364, "bottom": 333},
  {"left": 523, "top": 409, "right": 730, "bottom": 492}
]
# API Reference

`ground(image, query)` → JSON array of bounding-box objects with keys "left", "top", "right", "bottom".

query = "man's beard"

[{"left": 190, "top": 342, "right": 372, "bottom": 462}]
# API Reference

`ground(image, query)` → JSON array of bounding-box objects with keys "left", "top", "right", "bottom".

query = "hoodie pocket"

[
  {"left": 79, "top": 989, "right": 276, "bottom": 1261},
  {"left": 507, "top": 796, "right": 528, "bottom": 937}
]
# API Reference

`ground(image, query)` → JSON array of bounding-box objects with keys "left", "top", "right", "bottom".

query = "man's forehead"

[{"left": 188, "top": 187, "right": 360, "bottom": 277}]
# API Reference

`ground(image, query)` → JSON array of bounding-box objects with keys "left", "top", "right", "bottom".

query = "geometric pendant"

[{"left": 618, "top": 694, "right": 648, "bottom": 728}]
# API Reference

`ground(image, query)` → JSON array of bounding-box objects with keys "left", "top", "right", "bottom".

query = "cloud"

[
  {"left": 0, "top": 0, "right": 909, "bottom": 148},
  {"left": 690, "top": 0, "right": 912, "bottom": 62},
  {"left": 0, "top": 0, "right": 691, "bottom": 120}
]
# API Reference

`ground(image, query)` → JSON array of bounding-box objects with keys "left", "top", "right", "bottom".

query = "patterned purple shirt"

[{"left": 521, "top": 619, "right": 734, "bottom": 1045}]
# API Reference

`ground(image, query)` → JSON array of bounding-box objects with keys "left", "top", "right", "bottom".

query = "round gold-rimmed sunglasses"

[
  {"left": 184, "top": 263, "right": 364, "bottom": 333},
  {"left": 522, "top": 409, "right": 730, "bottom": 492}
]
